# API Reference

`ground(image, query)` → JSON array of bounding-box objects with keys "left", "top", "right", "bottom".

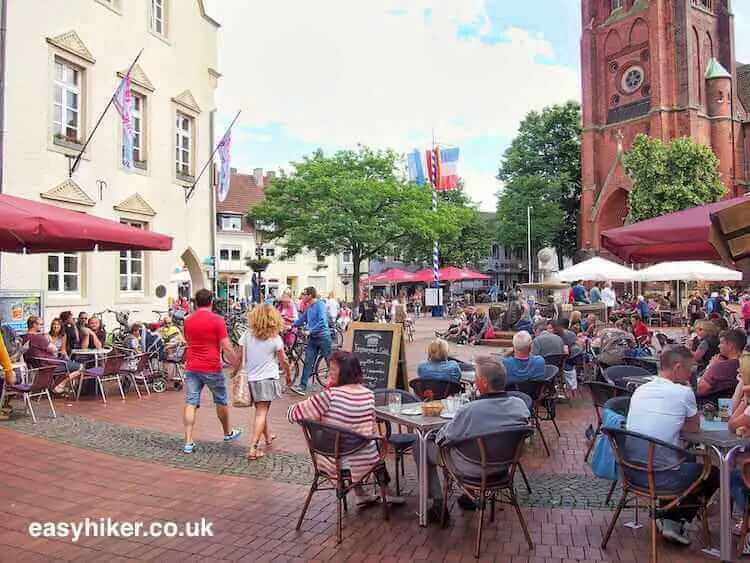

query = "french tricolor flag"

[{"left": 437, "top": 147, "right": 459, "bottom": 191}]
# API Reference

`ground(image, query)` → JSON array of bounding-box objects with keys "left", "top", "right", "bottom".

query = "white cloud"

[
  {"left": 736, "top": 10, "right": 750, "bottom": 63},
  {"left": 460, "top": 169, "right": 503, "bottom": 212},
  {"left": 214, "top": 0, "right": 580, "bottom": 149}
]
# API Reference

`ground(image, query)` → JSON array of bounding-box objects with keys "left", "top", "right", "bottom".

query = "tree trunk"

[{"left": 352, "top": 252, "right": 361, "bottom": 307}]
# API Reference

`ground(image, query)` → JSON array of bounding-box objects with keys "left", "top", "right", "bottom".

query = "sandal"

[
  {"left": 265, "top": 434, "right": 277, "bottom": 447},
  {"left": 247, "top": 445, "right": 265, "bottom": 460}
]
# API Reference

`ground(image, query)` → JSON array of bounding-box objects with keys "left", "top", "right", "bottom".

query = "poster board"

[
  {"left": 425, "top": 287, "right": 443, "bottom": 307},
  {"left": 0, "top": 290, "right": 43, "bottom": 334},
  {"left": 344, "top": 322, "right": 408, "bottom": 390}
]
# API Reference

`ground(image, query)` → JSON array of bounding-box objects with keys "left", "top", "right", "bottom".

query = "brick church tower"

[{"left": 579, "top": 0, "right": 750, "bottom": 251}]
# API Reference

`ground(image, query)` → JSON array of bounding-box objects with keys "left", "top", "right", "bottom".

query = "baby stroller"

[{"left": 161, "top": 343, "right": 186, "bottom": 391}]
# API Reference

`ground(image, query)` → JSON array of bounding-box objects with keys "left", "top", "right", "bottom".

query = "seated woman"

[
  {"left": 26, "top": 316, "right": 82, "bottom": 394},
  {"left": 692, "top": 320, "right": 720, "bottom": 373},
  {"left": 87, "top": 317, "right": 107, "bottom": 347},
  {"left": 468, "top": 310, "right": 490, "bottom": 344},
  {"left": 287, "top": 351, "right": 401, "bottom": 505},
  {"left": 568, "top": 310, "right": 582, "bottom": 334},
  {"left": 417, "top": 339, "right": 462, "bottom": 383},
  {"left": 121, "top": 323, "right": 142, "bottom": 371},
  {"left": 727, "top": 352, "right": 750, "bottom": 554}
]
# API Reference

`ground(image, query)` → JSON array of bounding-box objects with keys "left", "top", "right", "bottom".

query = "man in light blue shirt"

[
  {"left": 291, "top": 286, "right": 332, "bottom": 395},
  {"left": 502, "top": 331, "right": 546, "bottom": 385}
]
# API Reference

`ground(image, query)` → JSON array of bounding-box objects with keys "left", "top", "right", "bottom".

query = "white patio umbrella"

[
  {"left": 638, "top": 260, "right": 742, "bottom": 282},
  {"left": 554, "top": 257, "right": 641, "bottom": 282}
]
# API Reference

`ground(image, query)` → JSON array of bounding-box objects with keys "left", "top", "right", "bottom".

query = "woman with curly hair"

[{"left": 239, "top": 304, "right": 291, "bottom": 460}]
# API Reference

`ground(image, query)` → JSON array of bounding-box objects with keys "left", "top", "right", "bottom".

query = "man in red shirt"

[{"left": 182, "top": 289, "right": 241, "bottom": 454}]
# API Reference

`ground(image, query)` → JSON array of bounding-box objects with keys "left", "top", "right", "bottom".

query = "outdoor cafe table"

[
  {"left": 71, "top": 347, "right": 111, "bottom": 368},
  {"left": 374, "top": 405, "right": 447, "bottom": 526},
  {"left": 683, "top": 423, "right": 749, "bottom": 562}
]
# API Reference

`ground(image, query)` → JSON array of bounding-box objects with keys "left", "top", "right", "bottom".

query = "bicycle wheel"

[
  {"left": 313, "top": 355, "right": 330, "bottom": 388},
  {"left": 287, "top": 356, "right": 302, "bottom": 388}
]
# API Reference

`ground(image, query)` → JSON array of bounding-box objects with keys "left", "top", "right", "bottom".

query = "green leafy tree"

[
  {"left": 623, "top": 134, "right": 726, "bottom": 223},
  {"left": 496, "top": 175, "right": 565, "bottom": 251},
  {"left": 400, "top": 187, "right": 491, "bottom": 268},
  {"left": 497, "top": 101, "right": 581, "bottom": 262},
  {"left": 247, "top": 146, "right": 471, "bottom": 303}
]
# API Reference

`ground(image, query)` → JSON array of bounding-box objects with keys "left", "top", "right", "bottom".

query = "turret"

[{"left": 705, "top": 58, "right": 733, "bottom": 184}]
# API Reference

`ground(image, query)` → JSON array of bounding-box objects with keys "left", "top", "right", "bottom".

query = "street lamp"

[
  {"left": 246, "top": 221, "right": 271, "bottom": 303},
  {"left": 526, "top": 206, "right": 533, "bottom": 283},
  {"left": 341, "top": 265, "right": 351, "bottom": 303}
]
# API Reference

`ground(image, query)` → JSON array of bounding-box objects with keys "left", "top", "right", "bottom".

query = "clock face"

[{"left": 621, "top": 65, "right": 645, "bottom": 94}]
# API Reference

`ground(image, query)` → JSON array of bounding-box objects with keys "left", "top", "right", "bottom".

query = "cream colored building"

[
  {"left": 216, "top": 170, "right": 359, "bottom": 303},
  {"left": 0, "top": 0, "right": 219, "bottom": 322}
]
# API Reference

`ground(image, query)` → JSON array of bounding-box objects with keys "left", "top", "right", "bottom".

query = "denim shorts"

[{"left": 185, "top": 371, "right": 228, "bottom": 406}]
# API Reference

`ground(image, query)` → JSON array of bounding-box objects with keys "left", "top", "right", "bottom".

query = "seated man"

[
  {"left": 502, "top": 331, "right": 546, "bottom": 385},
  {"left": 696, "top": 328, "right": 747, "bottom": 398},
  {"left": 413, "top": 356, "right": 530, "bottom": 522},
  {"left": 627, "top": 345, "right": 719, "bottom": 546},
  {"left": 530, "top": 319, "right": 566, "bottom": 357},
  {"left": 26, "top": 316, "right": 82, "bottom": 394},
  {"left": 417, "top": 339, "right": 462, "bottom": 383}
]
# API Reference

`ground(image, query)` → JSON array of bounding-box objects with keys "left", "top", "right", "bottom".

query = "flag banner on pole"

[
  {"left": 113, "top": 73, "right": 134, "bottom": 171},
  {"left": 216, "top": 129, "right": 232, "bottom": 202},
  {"left": 437, "top": 147, "right": 460, "bottom": 191},
  {"left": 407, "top": 149, "right": 426, "bottom": 185},
  {"left": 425, "top": 149, "right": 436, "bottom": 186}
]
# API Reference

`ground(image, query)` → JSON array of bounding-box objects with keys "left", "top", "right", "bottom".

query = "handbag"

[{"left": 231, "top": 365, "right": 252, "bottom": 408}]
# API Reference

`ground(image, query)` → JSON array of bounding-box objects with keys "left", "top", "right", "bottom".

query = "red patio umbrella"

[
  {"left": 600, "top": 197, "right": 746, "bottom": 263},
  {"left": 0, "top": 194, "right": 173, "bottom": 253},
  {"left": 414, "top": 266, "right": 490, "bottom": 283},
  {"left": 366, "top": 268, "right": 421, "bottom": 284}
]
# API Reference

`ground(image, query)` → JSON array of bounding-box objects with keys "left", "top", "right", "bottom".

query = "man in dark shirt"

[
  {"left": 696, "top": 328, "right": 746, "bottom": 397},
  {"left": 530, "top": 319, "right": 566, "bottom": 357}
]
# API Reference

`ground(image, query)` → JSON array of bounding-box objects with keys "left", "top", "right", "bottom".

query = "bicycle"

[
  {"left": 101, "top": 309, "right": 137, "bottom": 347},
  {"left": 286, "top": 329, "right": 332, "bottom": 391}
]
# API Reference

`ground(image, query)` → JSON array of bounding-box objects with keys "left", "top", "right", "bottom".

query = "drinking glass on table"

[{"left": 388, "top": 392, "right": 402, "bottom": 413}]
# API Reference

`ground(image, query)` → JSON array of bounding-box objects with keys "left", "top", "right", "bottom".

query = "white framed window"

[
  {"left": 265, "top": 247, "right": 276, "bottom": 258},
  {"left": 316, "top": 253, "right": 325, "bottom": 262},
  {"left": 220, "top": 215, "right": 242, "bottom": 232},
  {"left": 122, "top": 92, "right": 147, "bottom": 168},
  {"left": 231, "top": 249, "right": 241, "bottom": 261},
  {"left": 151, "top": 0, "right": 166, "bottom": 36},
  {"left": 611, "top": 0, "right": 624, "bottom": 10},
  {"left": 120, "top": 221, "right": 145, "bottom": 292},
  {"left": 53, "top": 59, "right": 83, "bottom": 144},
  {"left": 175, "top": 111, "right": 193, "bottom": 178},
  {"left": 342, "top": 251, "right": 352, "bottom": 264},
  {"left": 219, "top": 249, "right": 229, "bottom": 261},
  {"left": 48, "top": 252, "right": 80, "bottom": 293}
]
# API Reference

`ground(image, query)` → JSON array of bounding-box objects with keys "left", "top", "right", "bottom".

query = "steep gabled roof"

[
  {"left": 216, "top": 173, "right": 265, "bottom": 214},
  {"left": 737, "top": 62, "right": 750, "bottom": 115}
]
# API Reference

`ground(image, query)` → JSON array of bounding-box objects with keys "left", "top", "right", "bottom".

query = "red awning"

[
  {"left": 364, "top": 268, "right": 421, "bottom": 284},
  {"left": 600, "top": 197, "right": 747, "bottom": 263},
  {"left": 414, "top": 266, "right": 490, "bottom": 283},
  {"left": 0, "top": 194, "right": 173, "bottom": 253}
]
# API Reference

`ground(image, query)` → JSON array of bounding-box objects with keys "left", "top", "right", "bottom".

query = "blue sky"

[{"left": 209, "top": 0, "right": 750, "bottom": 211}]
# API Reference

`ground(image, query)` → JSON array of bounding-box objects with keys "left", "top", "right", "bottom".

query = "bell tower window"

[
  {"left": 611, "top": 0, "right": 624, "bottom": 11},
  {"left": 620, "top": 66, "right": 645, "bottom": 94}
]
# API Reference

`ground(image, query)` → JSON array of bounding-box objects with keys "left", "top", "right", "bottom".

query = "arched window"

[{"left": 611, "top": 0, "right": 624, "bottom": 11}]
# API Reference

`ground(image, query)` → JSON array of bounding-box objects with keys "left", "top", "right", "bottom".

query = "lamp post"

[
  {"left": 247, "top": 221, "right": 271, "bottom": 303},
  {"left": 341, "top": 265, "right": 351, "bottom": 303},
  {"left": 526, "top": 205, "right": 533, "bottom": 283}
]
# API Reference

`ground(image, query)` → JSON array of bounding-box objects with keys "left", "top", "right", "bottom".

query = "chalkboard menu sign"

[{"left": 344, "top": 322, "right": 407, "bottom": 390}]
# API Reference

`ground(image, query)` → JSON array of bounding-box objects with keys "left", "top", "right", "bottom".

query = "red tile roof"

[{"left": 216, "top": 172, "right": 266, "bottom": 214}]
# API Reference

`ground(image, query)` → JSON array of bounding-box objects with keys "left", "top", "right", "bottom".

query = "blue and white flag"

[
  {"left": 113, "top": 73, "right": 135, "bottom": 171},
  {"left": 216, "top": 129, "right": 232, "bottom": 203},
  {"left": 407, "top": 149, "right": 426, "bottom": 185}
]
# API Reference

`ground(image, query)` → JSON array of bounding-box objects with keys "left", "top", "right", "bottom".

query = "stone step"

[{"left": 477, "top": 339, "right": 513, "bottom": 347}]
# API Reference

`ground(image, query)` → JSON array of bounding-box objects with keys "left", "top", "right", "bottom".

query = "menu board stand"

[{"left": 344, "top": 322, "right": 409, "bottom": 390}]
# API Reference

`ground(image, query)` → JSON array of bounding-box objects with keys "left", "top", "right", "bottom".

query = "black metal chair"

[
  {"left": 439, "top": 426, "right": 535, "bottom": 558},
  {"left": 409, "top": 377, "right": 463, "bottom": 401},
  {"left": 512, "top": 367, "right": 558, "bottom": 456},
  {"left": 601, "top": 427, "right": 713, "bottom": 563},
  {"left": 584, "top": 381, "right": 632, "bottom": 462},
  {"left": 373, "top": 388, "right": 420, "bottom": 495},
  {"left": 295, "top": 419, "right": 390, "bottom": 543},
  {"left": 504, "top": 390, "right": 534, "bottom": 494},
  {"left": 604, "top": 365, "right": 652, "bottom": 387}
]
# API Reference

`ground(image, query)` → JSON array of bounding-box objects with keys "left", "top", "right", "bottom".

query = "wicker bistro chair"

[
  {"left": 76, "top": 353, "right": 126, "bottom": 404},
  {"left": 543, "top": 353, "right": 568, "bottom": 394},
  {"left": 601, "top": 427, "right": 713, "bottom": 563},
  {"left": 584, "top": 382, "right": 632, "bottom": 462},
  {"left": 511, "top": 367, "right": 559, "bottom": 456},
  {"left": 24, "top": 352, "right": 78, "bottom": 396},
  {"left": 4, "top": 365, "right": 57, "bottom": 423},
  {"left": 438, "top": 426, "right": 535, "bottom": 558},
  {"left": 373, "top": 388, "right": 421, "bottom": 496},
  {"left": 604, "top": 365, "right": 652, "bottom": 387},
  {"left": 118, "top": 352, "right": 152, "bottom": 398},
  {"left": 409, "top": 377, "right": 464, "bottom": 401},
  {"left": 296, "top": 420, "right": 390, "bottom": 544}
]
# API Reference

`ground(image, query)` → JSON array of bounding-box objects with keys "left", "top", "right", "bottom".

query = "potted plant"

[{"left": 246, "top": 257, "right": 271, "bottom": 272}]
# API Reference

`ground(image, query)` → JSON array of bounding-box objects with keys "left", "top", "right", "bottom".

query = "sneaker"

[
  {"left": 290, "top": 385, "right": 306, "bottom": 396},
  {"left": 223, "top": 428, "right": 243, "bottom": 442},
  {"left": 659, "top": 519, "right": 691, "bottom": 546},
  {"left": 743, "top": 533, "right": 750, "bottom": 556},
  {"left": 183, "top": 442, "right": 195, "bottom": 454}
]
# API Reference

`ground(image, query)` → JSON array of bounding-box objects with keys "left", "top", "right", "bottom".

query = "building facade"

[
  {"left": 0, "top": 0, "right": 219, "bottom": 321},
  {"left": 216, "top": 170, "right": 356, "bottom": 302},
  {"left": 580, "top": 0, "right": 750, "bottom": 250}
]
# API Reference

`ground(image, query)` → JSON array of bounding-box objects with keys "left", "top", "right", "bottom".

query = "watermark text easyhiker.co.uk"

[{"left": 28, "top": 518, "right": 214, "bottom": 543}]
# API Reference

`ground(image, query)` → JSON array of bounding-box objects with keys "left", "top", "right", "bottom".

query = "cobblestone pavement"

[
  {"left": 4, "top": 413, "right": 620, "bottom": 509},
  {"left": 0, "top": 316, "right": 729, "bottom": 561}
]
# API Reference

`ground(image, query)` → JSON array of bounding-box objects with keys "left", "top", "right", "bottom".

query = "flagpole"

[
  {"left": 184, "top": 110, "right": 241, "bottom": 203},
  {"left": 68, "top": 49, "right": 143, "bottom": 178},
  {"left": 431, "top": 129, "right": 442, "bottom": 316}
]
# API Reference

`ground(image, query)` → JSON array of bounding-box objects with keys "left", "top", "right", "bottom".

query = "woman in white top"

[
  {"left": 239, "top": 304, "right": 291, "bottom": 460},
  {"left": 601, "top": 281, "right": 617, "bottom": 309}
]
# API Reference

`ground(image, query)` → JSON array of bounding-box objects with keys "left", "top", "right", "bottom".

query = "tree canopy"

[
  {"left": 496, "top": 101, "right": 581, "bottom": 262},
  {"left": 622, "top": 134, "right": 726, "bottom": 223},
  {"left": 247, "top": 146, "right": 472, "bottom": 303}
]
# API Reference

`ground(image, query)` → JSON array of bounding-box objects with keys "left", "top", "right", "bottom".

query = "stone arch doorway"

[
  {"left": 597, "top": 188, "right": 629, "bottom": 241},
  {"left": 180, "top": 247, "right": 206, "bottom": 293}
]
